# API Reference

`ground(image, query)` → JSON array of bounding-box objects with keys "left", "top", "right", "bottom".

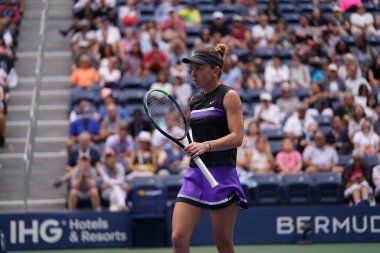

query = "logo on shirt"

[{"left": 209, "top": 101, "right": 215, "bottom": 105}]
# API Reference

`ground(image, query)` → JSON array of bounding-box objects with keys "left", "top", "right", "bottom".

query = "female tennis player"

[{"left": 172, "top": 43, "right": 247, "bottom": 253}]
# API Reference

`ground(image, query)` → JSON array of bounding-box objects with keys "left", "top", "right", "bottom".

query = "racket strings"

[{"left": 146, "top": 92, "right": 187, "bottom": 140}]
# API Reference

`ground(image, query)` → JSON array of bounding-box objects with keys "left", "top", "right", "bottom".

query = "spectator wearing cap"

[
  {"left": 68, "top": 154, "right": 101, "bottom": 211},
  {"left": 68, "top": 105, "right": 100, "bottom": 150},
  {"left": 70, "top": 19, "right": 96, "bottom": 54},
  {"left": 264, "top": 55, "right": 290, "bottom": 92},
  {"left": 69, "top": 99, "right": 97, "bottom": 123},
  {"left": 276, "top": 83, "right": 300, "bottom": 120},
  {"left": 251, "top": 13, "right": 275, "bottom": 48},
  {"left": 253, "top": 92, "right": 281, "bottom": 130},
  {"left": 209, "top": 11, "right": 229, "bottom": 37},
  {"left": 329, "top": 4, "right": 350, "bottom": 34},
  {"left": 342, "top": 148, "right": 374, "bottom": 206},
  {"left": 350, "top": 4, "right": 376, "bottom": 36},
  {"left": 128, "top": 109, "right": 152, "bottom": 138},
  {"left": 54, "top": 131, "right": 101, "bottom": 188},
  {"left": 322, "top": 63, "right": 346, "bottom": 98},
  {"left": 344, "top": 64, "right": 371, "bottom": 96},
  {"left": 178, "top": 0, "right": 201, "bottom": 28},
  {"left": 95, "top": 16, "right": 121, "bottom": 53},
  {"left": 303, "top": 131, "right": 342, "bottom": 176},
  {"left": 289, "top": 54, "right": 311, "bottom": 89},
  {"left": 338, "top": 53, "right": 361, "bottom": 80},
  {"left": 283, "top": 103, "right": 317, "bottom": 141},
  {"left": 223, "top": 15, "right": 250, "bottom": 49},
  {"left": 220, "top": 55, "right": 243, "bottom": 90},
  {"left": 326, "top": 115, "right": 352, "bottom": 155},
  {"left": 70, "top": 55, "right": 100, "bottom": 88},
  {"left": 127, "top": 131, "right": 156, "bottom": 179},
  {"left": 72, "top": 40, "right": 98, "bottom": 69},
  {"left": 99, "top": 103, "right": 128, "bottom": 142},
  {"left": 100, "top": 149, "right": 131, "bottom": 211},
  {"left": 105, "top": 123, "right": 135, "bottom": 165}
]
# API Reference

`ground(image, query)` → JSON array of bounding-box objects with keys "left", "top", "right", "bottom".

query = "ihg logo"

[{"left": 10, "top": 219, "right": 63, "bottom": 244}]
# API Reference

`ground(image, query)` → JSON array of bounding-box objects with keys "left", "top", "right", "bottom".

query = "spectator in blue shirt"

[{"left": 67, "top": 106, "right": 100, "bottom": 155}]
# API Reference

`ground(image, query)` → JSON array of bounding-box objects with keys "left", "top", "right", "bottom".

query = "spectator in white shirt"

[
  {"left": 303, "top": 131, "right": 342, "bottom": 176},
  {"left": 251, "top": 13, "right": 275, "bottom": 48},
  {"left": 253, "top": 92, "right": 281, "bottom": 130},
  {"left": 338, "top": 53, "right": 361, "bottom": 80},
  {"left": 172, "top": 73, "right": 192, "bottom": 106},
  {"left": 283, "top": 103, "right": 316, "bottom": 140},
  {"left": 350, "top": 4, "right": 376, "bottom": 36},
  {"left": 99, "top": 56, "right": 121, "bottom": 88},
  {"left": 264, "top": 55, "right": 290, "bottom": 92},
  {"left": 345, "top": 64, "right": 371, "bottom": 96},
  {"left": 353, "top": 118, "right": 380, "bottom": 156},
  {"left": 96, "top": 16, "right": 121, "bottom": 53}
]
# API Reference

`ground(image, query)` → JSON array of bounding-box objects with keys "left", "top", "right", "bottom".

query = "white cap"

[
  {"left": 232, "top": 15, "right": 242, "bottom": 22},
  {"left": 332, "top": 5, "right": 341, "bottom": 12},
  {"left": 328, "top": 63, "right": 338, "bottom": 71},
  {"left": 137, "top": 131, "right": 151, "bottom": 143},
  {"left": 212, "top": 11, "right": 224, "bottom": 20},
  {"left": 260, "top": 92, "right": 272, "bottom": 101}
]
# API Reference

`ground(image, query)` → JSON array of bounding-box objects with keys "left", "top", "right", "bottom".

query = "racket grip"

[{"left": 193, "top": 156, "right": 219, "bottom": 188}]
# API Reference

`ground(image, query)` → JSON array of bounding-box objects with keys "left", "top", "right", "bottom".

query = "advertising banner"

[
  {"left": 190, "top": 206, "right": 380, "bottom": 245},
  {"left": 0, "top": 212, "right": 130, "bottom": 251}
]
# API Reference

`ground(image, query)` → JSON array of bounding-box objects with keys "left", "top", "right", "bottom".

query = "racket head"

[{"left": 143, "top": 88, "right": 188, "bottom": 147}]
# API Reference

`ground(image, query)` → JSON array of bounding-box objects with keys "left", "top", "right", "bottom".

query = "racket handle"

[{"left": 193, "top": 156, "right": 219, "bottom": 188}]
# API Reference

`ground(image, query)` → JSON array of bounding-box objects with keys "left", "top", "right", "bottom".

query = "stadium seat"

[
  {"left": 282, "top": 13, "right": 301, "bottom": 24},
  {"left": 338, "top": 154, "right": 352, "bottom": 167},
  {"left": 312, "top": 172, "right": 343, "bottom": 204},
  {"left": 269, "top": 140, "right": 283, "bottom": 156},
  {"left": 249, "top": 173, "right": 282, "bottom": 205},
  {"left": 128, "top": 176, "right": 167, "bottom": 217},
  {"left": 123, "top": 89, "right": 146, "bottom": 105},
  {"left": 162, "top": 175, "right": 183, "bottom": 207},
  {"left": 119, "top": 76, "right": 144, "bottom": 90},
  {"left": 282, "top": 173, "right": 313, "bottom": 204},
  {"left": 242, "top": 102, "right": 253, "bottom": 117},
  {"left": 319, "top": 125, "right": 332, "bottom": 135},
  {"left": 129, "top": 176, "right": 167, "bottom": 247},
  {"left": 255, "top": 47, "right": 276, "bottom": 60},
  {"left": 313, "top": 115, "right": 332, "bottom": 126},
  {"left": 294, "top": 88, "right": 311, "bottom": 100},
  {"left": 363, "top": 155, "right": 379, "bottom": 168},
  {"left": 261, "top": 129, "right": 285, "bottom": 141}
]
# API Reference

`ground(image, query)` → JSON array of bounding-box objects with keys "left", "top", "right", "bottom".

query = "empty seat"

[
  {"left": 313, "top": 115, "right": 332, "bottom": 126},
  {"left": 129, "top": 176, "right": 166, "bottom": 217},
  {"left": 282, "top": 173, "right": 313, "bottom": 204},
  {"left": 119, "top": 76, "right": 144, "bottom": 90},
  {"left": 162, "top": 175, "right": 183, "bottom": 207},
  {"left": 363, "top": 155, "right": 379, "bottom": 168},
  {"left": 319, "top": 125, "right": 332, "bottom": 135},
  {"left": 313, "top": 172, "right": 343, "bottom": 204},
  {"left": 269, "top": 140, "right": 283, "bottom": 156},
  {"left": 262, "top": 129, "right": 285, "bottom": 141},
  {"left": 123, "top": 89, "right": 146, "bottom": 105},
  {"left": 294, "top": 88, "right": 311, "bottom": 100},
  {"left": 338, "top": 154, "right": 352, "bottom": 167},
  {"left": 249, "top": 174, "right": 282, "bottom": 205}
]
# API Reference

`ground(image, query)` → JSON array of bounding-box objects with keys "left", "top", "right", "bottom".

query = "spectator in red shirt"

[
  {"left": 0, "top": 0, "right": 21, "bottom": 25},
  {"left": 143, "top": 41, "right": 168, "bottom": 74}
]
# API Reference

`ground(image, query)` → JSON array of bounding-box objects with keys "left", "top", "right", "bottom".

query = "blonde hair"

[{"left": 194, "top": 43, "right": 228, "bottom": 77}]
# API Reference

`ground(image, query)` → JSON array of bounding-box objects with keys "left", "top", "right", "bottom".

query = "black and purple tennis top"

[{"left": 176, "top": 84, "right": 248, "bottom": 209}]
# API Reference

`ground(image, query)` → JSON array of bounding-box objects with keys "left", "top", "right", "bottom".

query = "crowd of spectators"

[
  {"left": 60, "top": 0, "right": 380, "bottom": 210},
  {"left": 0, "top": 0, "right": 23, "bottom": 148}
]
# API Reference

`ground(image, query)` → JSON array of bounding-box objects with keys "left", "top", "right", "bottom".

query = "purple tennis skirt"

[{"left": 176, "top": 166, "right": 248, "bottom": 209}]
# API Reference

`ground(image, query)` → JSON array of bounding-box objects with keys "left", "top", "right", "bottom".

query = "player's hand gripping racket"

[{"left": 143, "top": 88, "right": 219, "bottom": 188}]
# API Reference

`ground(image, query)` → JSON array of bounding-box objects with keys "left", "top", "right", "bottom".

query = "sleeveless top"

[{"left": 189, "top": 84, "right": 236, "bottom": 168}]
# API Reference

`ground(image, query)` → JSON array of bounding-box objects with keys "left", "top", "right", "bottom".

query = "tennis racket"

[{"left": 143, "top": 88, "right": 219, "bottom": 188}]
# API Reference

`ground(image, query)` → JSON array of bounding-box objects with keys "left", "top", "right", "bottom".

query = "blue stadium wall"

[{"left": 1, "top": 206, "right": 380, "bottom": 251}]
